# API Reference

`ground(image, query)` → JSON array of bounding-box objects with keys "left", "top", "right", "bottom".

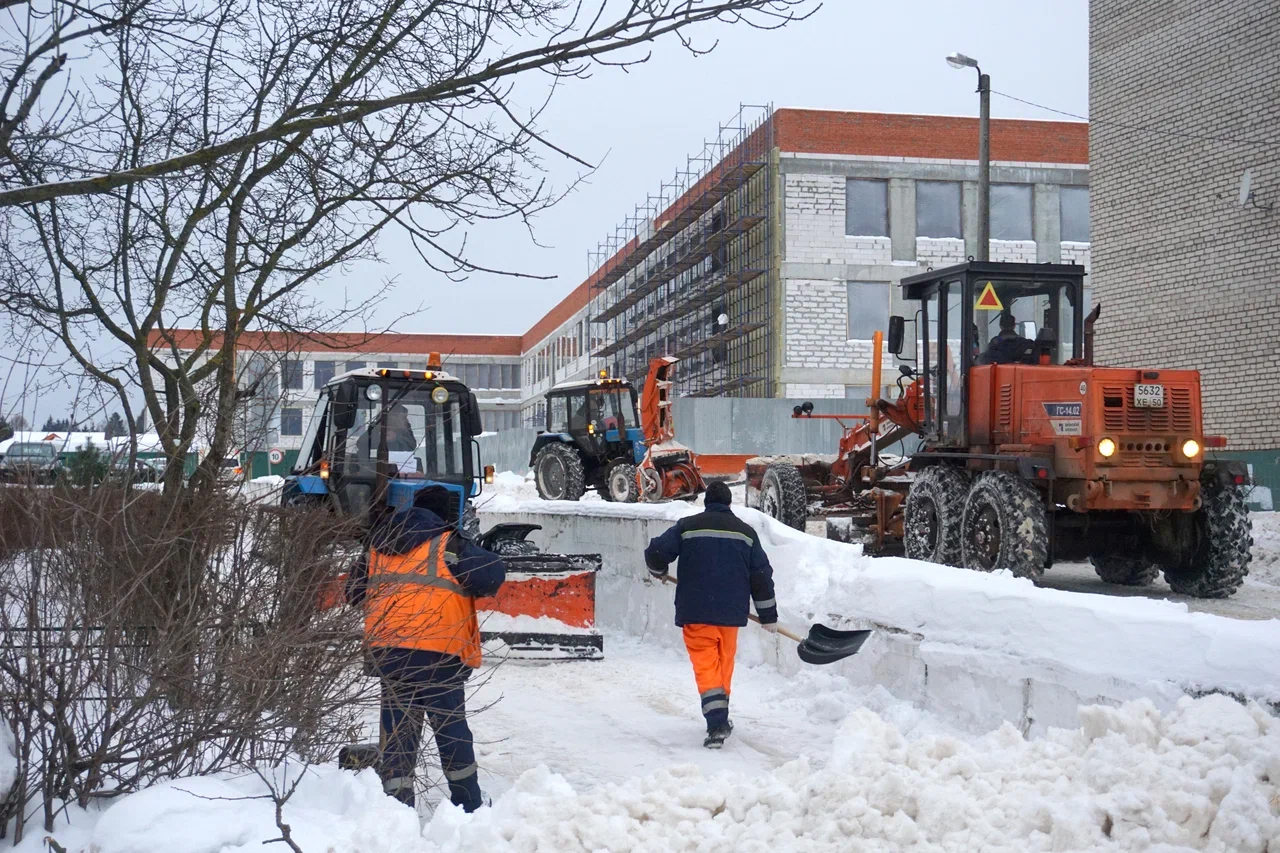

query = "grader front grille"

[{"left": 1101, "top": 386, "right": 1193, "bottom": 434}]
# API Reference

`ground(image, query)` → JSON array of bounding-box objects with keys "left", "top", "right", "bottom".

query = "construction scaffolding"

[{"left": 588, "top": 105, "right": 775, "bottom": 398}]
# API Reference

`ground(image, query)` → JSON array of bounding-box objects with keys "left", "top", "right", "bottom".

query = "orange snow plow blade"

[
  {"left": 695, "top": 453, "right": 753, "bottom": 478},
  {"left": 476, "top": 524, "right": 604, "bottom": 661}
]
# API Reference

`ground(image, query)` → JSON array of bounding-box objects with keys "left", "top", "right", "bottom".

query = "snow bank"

[
  {"left": 19, "top": 766, "right": 421, "bottom": 853},
  {"left": 1250, "top": 512, "right": 1280, "bottom": 587},
  {"left": 429, "top": 694, "right": 1280, "bottom": 853},
  {"left": 479, "top": 501, "right": 1280, "bottom": 734}
]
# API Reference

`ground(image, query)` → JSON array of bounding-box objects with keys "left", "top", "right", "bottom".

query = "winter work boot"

[{"left": 703, "top": 723, "right": 732, "bottom": 749}]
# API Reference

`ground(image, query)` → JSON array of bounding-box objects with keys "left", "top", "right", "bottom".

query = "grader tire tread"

[
  {"left": 761, "top": 463, "right": 808, "bottom": 531},
  {"left": 959, "top": 471, "right": 1048, "bottom": 579},
  {"left": 1091, "top": 554, "right": 1160, "bottom": 586},
  {"left": 533, "top": 443, "right": 586, "bottom": 502},
  {"left": 904, "top": 465, "right": 970, "bottom": 566},
  {"left": 1166, "top": 482, "right": 1251, "bottom": 599}
]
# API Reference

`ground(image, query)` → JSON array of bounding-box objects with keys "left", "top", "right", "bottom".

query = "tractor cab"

[
  {"left": 530, "top": 371, "right": 646, "bottom": 502},
  {"left": 283, "top": 357, "right": 491, "bottom": 526},
  {"left": 893, "top": 261, "right": 1087, "bottom": 447}
]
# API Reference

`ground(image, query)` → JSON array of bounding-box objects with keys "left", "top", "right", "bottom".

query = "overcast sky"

[
  {"left": 333, "top": 0, "right": 1089, "bottom": 338},
  {"left": 11, "top": 0, "right": 1089, "bottom": 425}
]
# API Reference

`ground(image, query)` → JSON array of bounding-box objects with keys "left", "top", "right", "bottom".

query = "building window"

[
  {"left": 313, "top": 360, "right": 335, "bottom": 389},
  {"left": 847, "top": 282, "right": 890, "bottom": 341},
  {"left": 990, "top": 184, "right": 1033, "bottom": 241},
  {"left": 343, "top": 360, "right": 365, "bottom": 374},
  {"left": 280, "top": 407, "right": 303, "bottom": 436},
  {"left": 916, "top": 181, "right": 962, "bottom": 239},
  {"left": 1060, "top": 186, "right": 1089, "bottom": 242},
  {"left": 377, "top": 361, "right": 399, "bottom": 369},
  {"left": 280, "top": 358, "right": 302, "bottom": 390},
  {"left": 845, "top": 179, "right": 888, "bottom": 236}
]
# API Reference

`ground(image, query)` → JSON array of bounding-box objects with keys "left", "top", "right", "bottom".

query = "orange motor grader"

[{"left": 750, "top": 261, "right": 1252, "bottom": 598}]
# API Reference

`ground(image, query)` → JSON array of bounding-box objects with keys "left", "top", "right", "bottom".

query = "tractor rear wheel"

[
  {"left": 760, "top": 463, "right": 808, "bottom": 530},
  {"left": 903, "top": 465, "right": 969, "bottom": 565},
  {"left": 1164, "top": 482, "right": 1252, "bottom": 598},
  {"left": 959, "top": 471, "right": 1048, "bottom": 579},
  {"left": 1090, "top": 554, "right": 1160, "bottom": 586},
  {"left": 533, "top": 443, "right": 586, "bottom": 502},
  {"left": 605, "top": 462, "right": 640, "bottom": 503}
]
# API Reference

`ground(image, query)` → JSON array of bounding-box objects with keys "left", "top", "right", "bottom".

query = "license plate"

[{"left": 1134, "top": 384, "right": 1164, "bottom": 408}]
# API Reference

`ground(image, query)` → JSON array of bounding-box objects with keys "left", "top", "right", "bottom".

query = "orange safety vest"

[{"left": 364, "top": 531, "right": 482, "bottom": 669}]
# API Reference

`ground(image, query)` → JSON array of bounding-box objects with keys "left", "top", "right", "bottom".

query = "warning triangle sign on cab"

[{"left": 975, "top": 281, "right": 1004, "bottom": 311}]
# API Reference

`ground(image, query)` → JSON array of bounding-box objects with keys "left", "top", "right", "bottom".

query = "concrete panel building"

[{"left": 1089, "top": 0, "right": 1280, "bottom": 488}]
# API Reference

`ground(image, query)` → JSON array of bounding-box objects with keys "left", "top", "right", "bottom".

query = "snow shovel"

[{"left": 656, "top": 575, "right": 870, "bottom": 666}]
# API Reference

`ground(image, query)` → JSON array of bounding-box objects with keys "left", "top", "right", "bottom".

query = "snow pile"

[
  {"left": 480, "top": 612, "right": 593, "bottom": 635},
  {"left": 1250, "top": 512, "right": 1280, "bottom": 586},
  {"left": 23, "top": 766, "right": 420, "bottom": 853},
  {"left": 429, "top": 693, "right": 1280, "bottom": 853}
]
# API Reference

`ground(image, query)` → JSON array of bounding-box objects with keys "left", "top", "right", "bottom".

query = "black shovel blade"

[
  {"left": 796, "top": 624, "right": 872, "bottom": 666},
  {"left": 339, "top": 743, "right": 380, "bottom": 772}
]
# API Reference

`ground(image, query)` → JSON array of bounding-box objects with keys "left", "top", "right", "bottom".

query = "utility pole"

[{"left": 948, "top": 53, "right": 990, "bottom": 261}]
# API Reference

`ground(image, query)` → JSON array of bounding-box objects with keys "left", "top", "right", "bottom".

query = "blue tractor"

[
  {"left": 282, "top": 356, "right": 605, "bottom": 660},
  {"left": 529, "top": 371, "right": 646, "bottom": 502}
]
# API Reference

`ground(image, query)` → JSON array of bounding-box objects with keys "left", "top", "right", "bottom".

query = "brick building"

[
  {"left": 149, "top": 330, "right": 522, "bottom": 474},
  {"left": 518, "top": 107, "right": 1089, "bottom": 423},
  {"left": 1089, "top": 0, "right": 1280, "bottom": 489},
  {"left": 156, "top": 108, "right": 1092, "bottom": 459}
]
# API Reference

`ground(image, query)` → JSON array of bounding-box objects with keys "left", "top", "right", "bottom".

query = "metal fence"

[{"left": 475, "top": 398, "right": 899, "bottom": 476}]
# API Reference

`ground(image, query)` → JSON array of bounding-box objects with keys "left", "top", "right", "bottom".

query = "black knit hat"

[{"left": 704, "top": 481, "right": 732, "bottom": 506}]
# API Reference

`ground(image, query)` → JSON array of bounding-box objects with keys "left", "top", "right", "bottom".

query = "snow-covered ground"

[
  {"left": 22, "top": 471, "right": 1280, "bottom": 852},
  {"left": 30, "top": 641, "right": 1280, "bottom": 852}
]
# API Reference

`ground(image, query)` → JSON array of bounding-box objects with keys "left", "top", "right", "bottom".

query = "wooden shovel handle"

[{"left": 655, "top": 573, "right": 803, "bottom": 643}]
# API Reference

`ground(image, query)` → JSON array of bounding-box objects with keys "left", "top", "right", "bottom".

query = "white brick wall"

[
  {"left": 784, "top": 173, "right": 892, "bottom": 265},
  {"left": 990, "top": 240, "right": 1038, "bottom": 263},
  {"left": 1061, "top": 241, "right": 1091, "bottom": 272},
  {"left": 784, "top": 280, "right": 891, "bottom": 369},
  {"left": 917, "top": 237, "right": 966, "bottom": 268},
  {"left": 784, "top": 383, "right": 845, "bottom": 398}
]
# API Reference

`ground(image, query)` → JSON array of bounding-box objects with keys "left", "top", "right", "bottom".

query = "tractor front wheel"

[
  {"left": 760, "top": 463, "right": 808, "bottom": 531},
  {"left": 604, "top": 462, "right": 640, "bottom": 503},
  {"left": 533, "top": 443, "right": 586, "bottom": 502},
  {"left": 1164, "top": 482, "right": 1252, "bottom": 598},
  {"left": 959, "top": 471, "right": 1048, "bottom": 579},
  {"left": 903, "top": 465, "right": 969, "bottom": 565}
]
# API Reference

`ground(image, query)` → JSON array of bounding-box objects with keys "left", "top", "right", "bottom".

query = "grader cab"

[{"left": 751, "top": 261, "right": 1252, "bottom": 598}]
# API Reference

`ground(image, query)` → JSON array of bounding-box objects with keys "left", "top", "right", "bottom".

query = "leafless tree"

[{"left": 0, "top": 0, "right": 813, "bottom": 492}]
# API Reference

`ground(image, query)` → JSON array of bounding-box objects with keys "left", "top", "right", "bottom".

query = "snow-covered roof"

[
  {"left": 327, "top": 365, "right": 462, "bottom": 387},
  {"left": 549, "top": 376, "right": 632, "bottom": 393}
]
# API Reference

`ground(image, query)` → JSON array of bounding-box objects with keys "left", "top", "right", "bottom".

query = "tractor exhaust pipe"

[{"left": 1083, "top": 303, "right": 1101, "bottom": 366}]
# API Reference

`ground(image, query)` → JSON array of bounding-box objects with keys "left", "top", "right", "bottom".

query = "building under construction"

[
  {"left": 588, "top": 107, "right": 775, "bottom": 397},
  {"left": 515, "top": 105, "right": 1091, "bottom": 417}
]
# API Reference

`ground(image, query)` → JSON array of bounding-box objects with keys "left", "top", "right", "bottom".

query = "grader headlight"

[
  {"left": 1181, "top": 439, "right": 1201, "bottom": 459},
  {"left": 1097, "top": 437, "right": 1117, "bottom": 458}
]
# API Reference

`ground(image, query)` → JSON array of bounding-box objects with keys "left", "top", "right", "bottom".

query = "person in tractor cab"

[
  {"left": 346, "top": 485, "right": 507, "bottom": 813},
  {"left": 979, "top": 311, "right": 1028, "bottom": 365},
  {"left": 385, "top": 404, "right": 418, "bottom": 452},
  {"left": 643, "top": 481, "right": 779, "bottom": 749}
]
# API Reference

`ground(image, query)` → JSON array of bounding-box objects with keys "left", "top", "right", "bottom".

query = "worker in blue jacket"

[
  {"left": 643, "top": 481, "right": 778, "bottom": 749},
  {"left": 346, "top": 486, "right": 506, "bottom": 812}
]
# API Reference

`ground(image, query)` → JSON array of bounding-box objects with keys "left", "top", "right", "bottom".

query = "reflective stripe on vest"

[{"left": 364, "top": 531, "right": 482, "bottom": 668}]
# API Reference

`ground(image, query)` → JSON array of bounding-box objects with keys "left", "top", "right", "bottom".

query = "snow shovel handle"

[{"left": 656, "top": 574, "right": 804, "bottom": 643}]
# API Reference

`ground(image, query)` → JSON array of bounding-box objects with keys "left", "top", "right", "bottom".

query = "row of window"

[
  {"left": 527, "top": 320, "right": 603, "bottom": 386},
  {"left": 276, "top": 359, "right": 520, "bottom": 391},
  {"left": 845, "top": 180, "right": 1090, "bottom": 243}
]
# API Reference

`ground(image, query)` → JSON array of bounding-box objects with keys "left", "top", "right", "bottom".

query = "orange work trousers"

[{"left": 682, "top": 624, "right": 738, "bottom": 727}]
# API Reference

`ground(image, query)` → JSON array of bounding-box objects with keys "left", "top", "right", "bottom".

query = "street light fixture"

[{"left": 947, "top": 52, "right": 990, "bottom": 261}]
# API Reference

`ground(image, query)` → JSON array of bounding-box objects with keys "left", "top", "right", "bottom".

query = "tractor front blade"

[{"left": 478, "top": 552, "right": 604, "bottom": 661}]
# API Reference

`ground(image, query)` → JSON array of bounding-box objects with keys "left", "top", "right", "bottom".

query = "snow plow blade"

[{"left": 477, "top": 547, "right": 604, "bottom": 662}]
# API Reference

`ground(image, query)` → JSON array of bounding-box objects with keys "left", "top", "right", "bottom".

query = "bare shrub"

[{"left": 0, "top": 486, "right": 374, "bottom": 842}]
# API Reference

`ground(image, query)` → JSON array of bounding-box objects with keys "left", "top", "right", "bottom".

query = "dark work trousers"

[{"left": 379, "top": 672, "right": 482, "bottom": 812}]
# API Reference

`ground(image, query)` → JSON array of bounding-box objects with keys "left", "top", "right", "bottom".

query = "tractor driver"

[
  {"left": 979, "top": 312, "right": 1028, "bottom": 365},
  {"left": 386, "top": 404, "right": 418, "bottom": 452}
]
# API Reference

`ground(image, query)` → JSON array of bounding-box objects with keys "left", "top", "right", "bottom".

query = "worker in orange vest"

[{"left": 346, "top": 486, "right": 506, "bottom": 812}]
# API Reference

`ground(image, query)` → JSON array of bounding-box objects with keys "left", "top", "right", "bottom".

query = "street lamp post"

[{"left": 947, "top": 52, "right": 990, "bottom": 262}]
